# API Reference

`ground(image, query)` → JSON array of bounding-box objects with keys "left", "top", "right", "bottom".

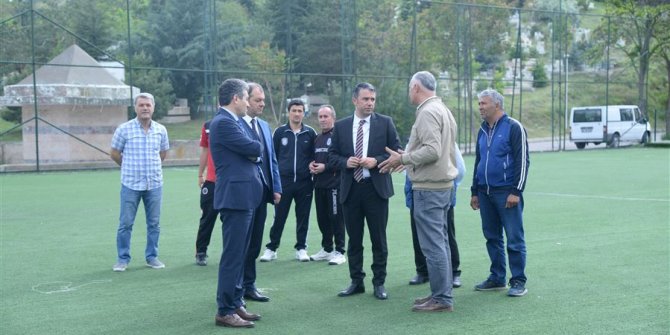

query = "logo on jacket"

[
  {"left": 326, "top": 138, "right": 332, "bottom": 146},
  {"left": 281, "top": 137, "right": 288, "bottom": 146}
]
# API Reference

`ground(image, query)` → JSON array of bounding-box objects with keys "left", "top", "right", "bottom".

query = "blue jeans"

[
  {"left": 477, "top": 190, "right": 527, "bottom": 284},
  {"left": 413, "top": 189, "right": 454, "bottom": 306},
  {"left": 117, "top": 185, "right": 162, "bottom": 264}
]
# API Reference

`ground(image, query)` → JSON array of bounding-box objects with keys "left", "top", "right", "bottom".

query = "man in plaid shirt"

[{"left": 110, "top": 92, "right": 170, "bottom": 272}]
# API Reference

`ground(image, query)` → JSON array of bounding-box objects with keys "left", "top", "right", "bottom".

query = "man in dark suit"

[
  {"left": 209, "top": 78, "right": 263, "bottom": 328},
  {"left": 241, "top": 82, "right": 282, "bottom": 303},
  {"left": 328, "top": 82, "right": 401, "bottom": 300}
]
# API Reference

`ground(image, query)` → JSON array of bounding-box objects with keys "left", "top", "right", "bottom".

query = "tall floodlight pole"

[
  {"left": 30, "top": 0, "right": 40, "bottom": 171},
  {"left": 564, "top": 54, "right": 569, "bottom": 143}
]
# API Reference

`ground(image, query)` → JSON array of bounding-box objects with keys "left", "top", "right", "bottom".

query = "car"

[{"left": 569, "top": 105, "right": 651, "bottom": 149}]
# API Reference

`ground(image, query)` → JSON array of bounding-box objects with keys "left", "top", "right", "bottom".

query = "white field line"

[
  {"left": 529, "top": 192, "right": 669, "bottom": 202},
  {"left": 392, "top": 182, "right": 668, "bottom": 203}
]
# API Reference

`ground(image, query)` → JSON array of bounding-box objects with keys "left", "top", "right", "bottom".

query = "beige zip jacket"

[{"left": 401, "top": 96, "right": 458, "bottom": 190}]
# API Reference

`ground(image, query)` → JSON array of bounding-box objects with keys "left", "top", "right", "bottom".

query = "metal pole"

[
  {"left": 605, "top": 16, "right": 611, "bottom": 144},
  {"left": 30, "top": 0, "right": 39, "bottom": 171},
  {"left": 564, "top": 54, "right": 568, "bottom": 140},
  {"left": 126, "top": 0, "right": 133, "bottom": 108},
  {"left": 557, "top": 0, "right": 563, "bottom": 150}
]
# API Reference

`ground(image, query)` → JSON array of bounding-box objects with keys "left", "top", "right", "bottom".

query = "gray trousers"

[{"left": 413, "top": 189, "right": 454, "bottom": 306}]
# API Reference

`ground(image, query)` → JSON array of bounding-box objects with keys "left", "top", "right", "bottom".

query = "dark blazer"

[
  {"left": 328, "top": 113, "right": 401, "bottom": 202},
  {"left": 257, "top": 117, "right": 283, "bottom": 199},
  {"left": 210, "top": 108, "right": 263, "bottom": 211}
]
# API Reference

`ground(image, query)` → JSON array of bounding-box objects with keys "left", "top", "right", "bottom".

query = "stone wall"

[{"left": 21, "top": 104, "right": 127, "bottom": 163}]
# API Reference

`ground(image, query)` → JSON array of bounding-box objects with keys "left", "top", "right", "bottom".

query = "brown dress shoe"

[
  {"left": 412, "top": 299, "right": 454, "bottom": 312},
  {"left": 215, "top": 313, "right": 255, "bottom": 328},
  {"left": 236, "top": 306, "right": 261, "bottom": 321},
  {"left": 413, "top": 295, "right": 432, "bottom": 305}
]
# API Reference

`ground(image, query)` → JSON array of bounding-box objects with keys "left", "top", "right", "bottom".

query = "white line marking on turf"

[
  {"left": 529, "top": 192, "right": 669, "bottom": 202},
  {"left": 32, "top": 279, "right": 112, "bottom": 294}
]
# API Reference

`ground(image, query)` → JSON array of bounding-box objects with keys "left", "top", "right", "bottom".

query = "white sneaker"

[
  {"left": 259, "top": 249, "right": 277, "bottom": 262},
  {"left": 295, "top": 249, "right": 310, "bottom": 262},
  {"left": 328, "top": 251, "right": 347, "bottom": 265},
  {"left": 112, "top": 262, "right": 127, "bottom": 272},
  {"left": 310, "top": 249, "right": 333, "bottom": 261}
]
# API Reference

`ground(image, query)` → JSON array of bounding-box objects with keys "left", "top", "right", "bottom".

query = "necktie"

[
  {"left": 251, "top": 118, "right": 269, "bottom": 186},
  {"left": 354, "top": 119, "right": 365, "bottom": 182},
  {"left": 251, "top": 118, "right": 259, "bottom": 138}
]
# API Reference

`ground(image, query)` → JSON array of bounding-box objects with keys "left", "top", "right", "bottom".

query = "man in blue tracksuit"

[
  {"left": 260, "top": 99, "right": 317, "bottom": 262},
  {"left": 470, "top": 89, "right": 530, "bottom": 297}
]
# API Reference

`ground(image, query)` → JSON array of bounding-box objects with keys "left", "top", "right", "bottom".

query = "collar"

[
  {"left": 354, "top": 114, "right": 371, "bottom": 124},
  {"left": 133, "top": 117, "right": 153, "bottom": 130},
  {"left": 416, "top": 96, "right": 440, "bottom": 111},
  {"left": 220, "top": 107, "right": 238, "bottom": 121}
]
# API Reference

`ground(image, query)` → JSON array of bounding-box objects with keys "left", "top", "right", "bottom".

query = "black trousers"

[
  {"left": 196, "top": 180, "right": 218, "bottom": 254},
  {"left": 266, "top": 179, "right": 313, "bottom": 251},
  {"left": 411, "top": 205, "right": 460, "bottom": 277},
  {"left": 314, "top": 187, "right": 346, "bottom": 254},
  {"left": 244, "top": 186, "right": 270, "bottom": 292},
  {"left": 343, "top": 180, "right": 388, "bottom": 286}
]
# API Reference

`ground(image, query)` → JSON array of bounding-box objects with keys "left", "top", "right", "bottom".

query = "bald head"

[{"left": 408, "top": 71, "right": 437, "bottom": 105}]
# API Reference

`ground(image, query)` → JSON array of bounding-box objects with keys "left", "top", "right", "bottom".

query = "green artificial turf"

[{"left": 1, "top": 147, "right": 668, "bottom": 334}]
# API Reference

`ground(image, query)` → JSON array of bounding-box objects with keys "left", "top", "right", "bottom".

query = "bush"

[
  {"left": 532, "top": 61, "right": 549, "bottom": 88},
  {"left": 1, "top": 107, "right": 21, "bottom": 123}
]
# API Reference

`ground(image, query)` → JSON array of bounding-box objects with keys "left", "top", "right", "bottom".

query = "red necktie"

[{"left": 354, "top": 119, "right": 366, "bottom": 182}]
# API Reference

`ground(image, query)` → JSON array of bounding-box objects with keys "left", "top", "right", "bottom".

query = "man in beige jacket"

[{"left": 379, "top": 71, "right": 458, "bottom": 312}]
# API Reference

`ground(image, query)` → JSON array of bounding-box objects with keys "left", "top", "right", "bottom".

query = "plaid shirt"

[{"left": 111, "top": 118, "right": 169, "bottom": 191}]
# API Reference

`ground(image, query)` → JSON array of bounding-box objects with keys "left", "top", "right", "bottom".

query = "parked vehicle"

[{"left": 569, "top": 105, "right": 651, "bottom": 149}]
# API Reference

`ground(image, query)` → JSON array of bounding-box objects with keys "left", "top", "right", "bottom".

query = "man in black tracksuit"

[
  {"left": 260, "top": 99, "right": 317, "bottom": 262},
  {"left": 308, "top": 105, "right": 346, "bottom": 265}
]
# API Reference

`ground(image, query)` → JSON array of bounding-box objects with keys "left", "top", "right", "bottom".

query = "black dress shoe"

[
  {"left": 338, "top": 283, "right": 365, "bottom": 297},
  {"left": 373, "top": 285, "right": 388, "bottom": 300},
  {"left": 244, "top": 289, "right": 270, "bottom": 302},
  {"left": 409, "top": 274, "right": 429, "bottom": 285}
]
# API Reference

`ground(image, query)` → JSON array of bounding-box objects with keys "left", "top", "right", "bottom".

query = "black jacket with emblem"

[
  {"left": 313, "top": 128, "right": 339, "bottom": 189},
  {"left": 273, "top": 123, "right": 317, "bottom": 183}
]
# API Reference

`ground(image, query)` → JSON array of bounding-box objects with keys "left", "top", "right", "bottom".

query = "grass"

[
  {"left": 1, "top": 147, "right": 668, "bottom": 334},
  {"left": 0, "top": 117, "right": 21, "bottom": 142}
]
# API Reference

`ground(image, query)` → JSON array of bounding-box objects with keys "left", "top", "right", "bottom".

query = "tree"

[
  {"left": 293, "top": 0, "right": 342, "bottom": 91},
  {"left": 264, "top": 0, "right": 309, "bottom": 96},
  {"left": 596, "top": 0, "right": 670, "bottom": 114},
  {"left": 244, "top": 42, "right": 288, "bottom": 125},
  {"left": 126, "top": 51, "right": 176, "bottom": 119},
  {"left": 655, "top": 12, "right": 670, "bottom": 137},
  {"left": 140, "top": 0, "right": 207, "bottom": 117},
  {"left": 532, "top": 61, "right": 549, "bottom": 87}
]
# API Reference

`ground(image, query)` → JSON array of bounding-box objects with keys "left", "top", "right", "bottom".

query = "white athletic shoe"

[
  {"left": 310, "top": 249, "right": 333, "bottom": 261},
  {"left": 295, "top": 249, "right": 310, "bottom": 262},
  {"left": 259, "top": 248, "right": 277, "bottom": 262},
  {"left": 328, "top": 251, "right": 347, "bottom": 265},
  {"left": 112, "top": 262, "right": 127, "bottom": 272},
  {"left": 146, "top": 259, "right": 165, "bottom": 269}
]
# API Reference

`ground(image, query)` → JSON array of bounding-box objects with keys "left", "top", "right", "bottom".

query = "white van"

[{"left": 569, "top": 105, "right": 651, "bottom": 149}]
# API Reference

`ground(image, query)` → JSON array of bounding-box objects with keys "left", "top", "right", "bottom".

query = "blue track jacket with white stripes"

[{"left": 471, "top": 114, "right": 529, "bottom": 196}]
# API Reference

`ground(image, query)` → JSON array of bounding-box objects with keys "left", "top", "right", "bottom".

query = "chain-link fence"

[{"left": 1, "top": 0, "right": 664, "bottom": 171}]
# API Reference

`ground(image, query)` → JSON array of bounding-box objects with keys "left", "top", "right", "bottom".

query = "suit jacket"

[
  {"left": 328, "top": 113, "right": 401, "bottom": 203},
  {"left": 210, "top": 108, "right": 263, "bottom": 210},
  {"left": 257, "top": 118, "right": 282, "bottom": 201}
]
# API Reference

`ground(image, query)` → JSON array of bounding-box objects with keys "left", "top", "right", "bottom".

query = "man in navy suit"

[
  {"left": 240, "top": 82, "right": 282, "bottom": 303},
  {"left": 210, "top": 79, "right": 263, "bottom": 328},
  {"left": 328, "top": 82, "right": 401, "bottom": 300}
]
